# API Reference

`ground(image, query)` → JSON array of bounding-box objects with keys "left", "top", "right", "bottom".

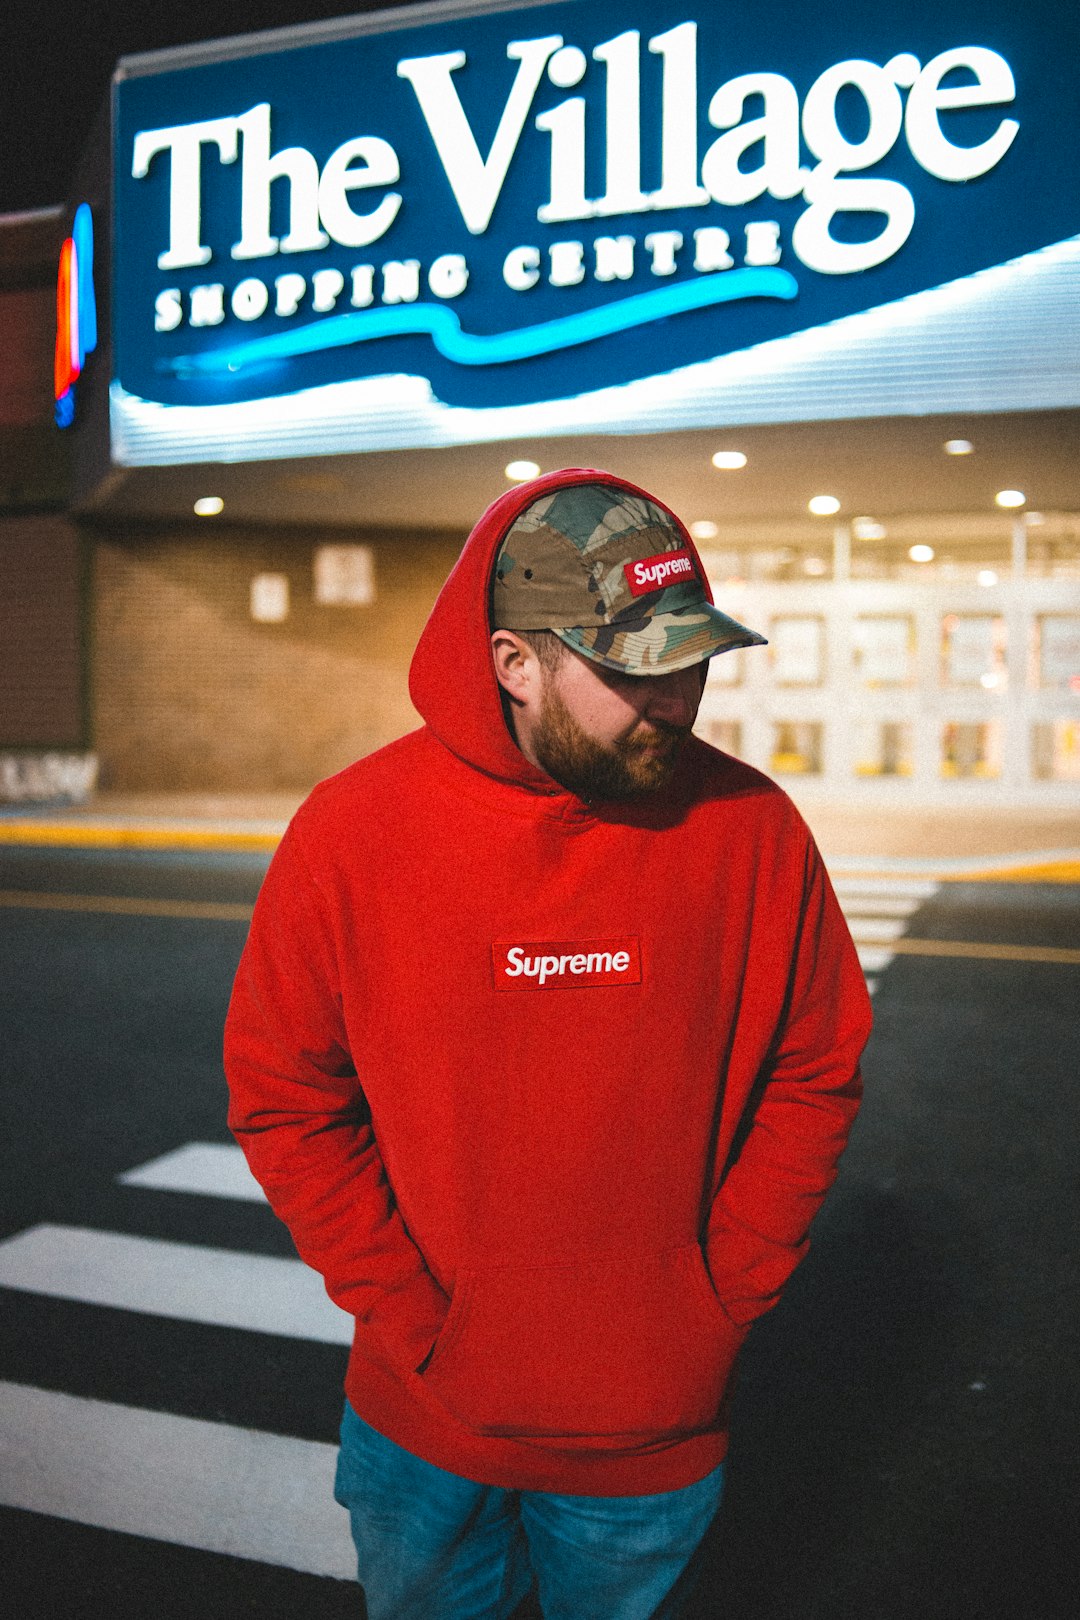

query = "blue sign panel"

[{"left": 110, "top": 0, "right": 1080, "bottom": 461}]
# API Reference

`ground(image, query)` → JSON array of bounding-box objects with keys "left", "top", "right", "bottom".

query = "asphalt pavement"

[{"left": 0, "top": 842, "right": 1077, "bottom": 1619}]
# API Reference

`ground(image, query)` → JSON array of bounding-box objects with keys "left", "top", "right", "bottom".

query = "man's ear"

[{"left": 490, "top": 630, "right": 539, "bottom": 705}]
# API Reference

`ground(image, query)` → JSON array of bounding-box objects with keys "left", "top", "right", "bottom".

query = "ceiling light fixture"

[
  {"left": 505, "top": 459, "right": 540, "bottom": 481},
  {"left": 689, "top": 520, "right": 719, "bottom": 541},
  {"left": 978, "top": 570, "right": 999, "bottom": 587},
  {"left": 995, "top": 489, "right": 1025, "bottom": 508},
  {"left": 909, "top": 544, "right": 935, "bottom": 562},
  {"left": 193, "top": 496, "right": 224, "bottom": 516},
  {"left": 852, "top": 516, "right": 886, "bottom": 540},
  {"left": 944, "top": 439, "right": 974, "bottom": 455},
  {"left": 711, "top": 451, "right": 747, "bottom": 470},
  {"left": 808, "top": 495, "right": 840, "bottom": 516}
]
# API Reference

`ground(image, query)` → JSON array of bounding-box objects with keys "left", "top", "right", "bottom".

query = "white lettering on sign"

[
  {"left": 132, "top": 115, "right": 239, "bottom": 270},
  {"left": 130, "top": 30, "right": 1020, "bottom": 318},
  {"left": 397, "top": 36, "right": 564, "bottom": 234},
  {"left": 0, "top": 752, "right": 98, "bottom": 805}
]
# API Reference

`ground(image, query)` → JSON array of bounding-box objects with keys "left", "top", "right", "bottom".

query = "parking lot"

[{"left": 1, "top": 837, "right": 1077, "bottom": 1619}]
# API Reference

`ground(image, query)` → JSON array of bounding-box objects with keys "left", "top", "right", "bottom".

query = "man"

[{"left": 224, "top": 469, "right": 872, "bottom": 1620}]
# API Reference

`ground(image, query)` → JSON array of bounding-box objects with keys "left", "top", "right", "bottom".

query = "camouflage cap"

[{"left": 490, "top": 481, "right": 766, "bottom": 675}]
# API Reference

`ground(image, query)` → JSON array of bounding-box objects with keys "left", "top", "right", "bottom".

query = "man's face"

[{"left": 528, "top": 647, "right": 707, "bottom": 800}]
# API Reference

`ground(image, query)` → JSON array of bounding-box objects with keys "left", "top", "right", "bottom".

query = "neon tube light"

[{"left": 166, "top": 268, "right": 799, "bottom": 379}]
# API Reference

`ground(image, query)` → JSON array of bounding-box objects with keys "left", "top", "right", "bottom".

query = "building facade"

[{"left": 2, "top": 0, "right": 1078, "bottom": 806}]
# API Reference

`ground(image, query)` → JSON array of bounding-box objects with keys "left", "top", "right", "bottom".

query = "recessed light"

[
  {"left": 978, "top": 570, "right": 999, "bottom": 587},
  {"left": 193, "top": 496, "right": 224, "bottom": 516},
  {"left": 995, "top": 489, "right": 1025, "bottom": 509},
  {"left": 808, "top": 495, "right": 840, "bottom": 516},
  {"left": 505, "top": 460, "right": 540, "bottom": 481},
  {"left": 909, "top": 544, "right": 935, "bottom": 562},
  {"left": 944, "top": 439, "right": 974, "bottom": 456},
  {"left": 852, "top": 516, "right": 886, "bottom": 540},
  {"left": 711, "top": 451, "right": 747, "bottom": 470},
  {"left": 689, "top": 520, "right": 719, "bottom": 541}
]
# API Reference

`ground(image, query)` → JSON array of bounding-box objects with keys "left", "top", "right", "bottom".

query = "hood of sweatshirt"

[{"left": 408, "top": 467, "right": 725, "bottom": 792}]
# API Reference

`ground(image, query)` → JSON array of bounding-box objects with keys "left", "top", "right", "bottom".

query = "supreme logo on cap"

[
  {"left": 492, "top": 938, "right": 642, "bottom": 990},
  {"left": 624, "top": 550, "right": 696, "bottom": 597}
]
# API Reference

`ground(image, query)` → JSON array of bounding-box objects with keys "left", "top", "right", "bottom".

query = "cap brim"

[{"left": 555, "top": 603, "right": 767, "bottom": 676}]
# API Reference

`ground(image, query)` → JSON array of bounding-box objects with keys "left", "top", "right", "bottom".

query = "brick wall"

[
  {"left": 90, "top": 520, "right": 466, "bottom": 792},
  {"left": 0, "top": 514, "right": 84, "bottom": 747}
]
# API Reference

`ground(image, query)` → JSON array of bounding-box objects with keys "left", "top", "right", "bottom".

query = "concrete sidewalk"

[{"left": 0, "top": 788, "right": 1077, "bottom": 879}]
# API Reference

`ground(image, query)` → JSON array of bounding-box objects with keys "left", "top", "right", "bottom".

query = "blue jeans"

[{"left": 334, "top": 1402, "right": 725, "bottom": 1620}]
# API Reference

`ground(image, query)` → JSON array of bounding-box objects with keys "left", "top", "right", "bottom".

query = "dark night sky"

[{"left": 0, "top": 1, "right": 434, "bottom": 213}]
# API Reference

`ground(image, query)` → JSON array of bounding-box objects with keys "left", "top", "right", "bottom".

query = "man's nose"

[{"left": 644, "top": 666, "right": 703, "bottom": 725}]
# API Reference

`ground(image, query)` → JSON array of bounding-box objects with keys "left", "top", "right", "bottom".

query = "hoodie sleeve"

[
  {"left": 224, "top": 821, "right": 449, "bottom": 1374},
  {"left": 704, "top": 833, "right": 872, "bottom": 1327}
]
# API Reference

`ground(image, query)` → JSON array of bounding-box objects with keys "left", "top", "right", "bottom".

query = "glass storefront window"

[
  {"left": 852, "top": 616, "right": 916, "bottom": 687},
  {"left": 941, "top": 721, "right": 1003, "bottom": 779},
  {"left": 1034, "top": 616, "right": 1080, "bottom": 691},
  {"left": 851, "top": 537, "right": 1011, "bottom": 581},
  {"left": 1031, "top": 722, "right": 1080, "bottom": 781},
  {"left": 771, "top": 722, "right": 822, "bottom": 775},
  {"left": 705, "top": 648, "right": 742, "bottom": 688},
  {"left": 699, "top": 546, "right": 832, "bottom": 584},
  {"left": 770, "top": 616, "right": 825, "bottom": 686},
  {"left": 853, "top": 721, "right": 914, "bottom": 777},
  {"left": 695, "top": 718, "right": 742, "bottom": 756},
  {"left": 1025, "top": 516, "right": 1080, "bottom": 580},
  {"left": 941, "top": 614, "right": 1007, "bottom": 690}
]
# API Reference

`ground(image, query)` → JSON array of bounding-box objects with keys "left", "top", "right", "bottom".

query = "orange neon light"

[{"left": 54, "top": 236, "right": 80, "bottom": 400}]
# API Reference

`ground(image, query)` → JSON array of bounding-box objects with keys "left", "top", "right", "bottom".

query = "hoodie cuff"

[{"left": 368, "top": 1268, "right": 451, "bottom": 1375}]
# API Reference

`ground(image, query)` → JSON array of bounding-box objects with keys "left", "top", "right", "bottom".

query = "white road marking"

[
  {"left": 833, "top": 878, "right": 940, "bottom": 987},
  {"left": 119, "top": 1142, "right": 266, "bottom": 1203},
  {"left": 0, "top": 1381, "right": 355, "bottom": 1579},
  {"left": 837, "top": 896, "right": 922, "bottom": 917},
  {"left": 846, "top": 916, "right": 910, "bottom": 943},
  {"left": 856, "top": 946, "right": 901, "bottom": 974},
  {"left": 0, "top": 1226, "right": 353, "bottom": 1345},
  {"left": 832, "top": 877, "right": 940, "bottom": 899}
]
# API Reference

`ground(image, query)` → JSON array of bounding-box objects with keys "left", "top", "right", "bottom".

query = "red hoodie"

[{"left": 225, "top": 468, "right": 872, "bottom": 1496}]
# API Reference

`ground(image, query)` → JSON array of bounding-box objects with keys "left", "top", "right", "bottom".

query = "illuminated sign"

[
  {"left": 55, "top": 203, "right": 97, "bottom": 428},
  {"left": 110, "top": 0, "right": 1080, "bottom": 462}
]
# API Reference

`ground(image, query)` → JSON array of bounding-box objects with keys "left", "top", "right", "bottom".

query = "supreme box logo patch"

[
  {"left": 623, "top": 550, "right": 696, "bottom": 597},
  {"left": 492, "top": 939, "right": 642, "bottom": 990}
]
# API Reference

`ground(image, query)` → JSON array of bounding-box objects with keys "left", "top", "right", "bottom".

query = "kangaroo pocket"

[{"left": 419, "top": 1244, "right": 746, "bottom": 1441}]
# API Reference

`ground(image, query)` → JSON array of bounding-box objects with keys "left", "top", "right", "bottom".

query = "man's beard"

[{"left": 530, "top": 680, "right": 692, "bottom": 801}]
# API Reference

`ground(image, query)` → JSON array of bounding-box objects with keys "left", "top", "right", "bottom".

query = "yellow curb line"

[
  {"left": 831, "top": 862, "right": 1080, "bottom": 884},
  {"left": 859, "top": 936, "right": 1080, "bottom": 965},
  {"left": 1, "top": 823, "right": 1078, "bottom": 881},
  {"left": 0, "top": 890, "right": 254, "bottom": 922},
  {"left": 0, "top": 823, "right": 282, "bottom": 852},
  {"left": 941, "top": 862, "right": 1080, "bottom": 884}
]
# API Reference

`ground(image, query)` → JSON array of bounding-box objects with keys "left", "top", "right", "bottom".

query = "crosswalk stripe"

[
  {"left": 0, "top": 1225, "right": 352, "bottom": 1345},
  {"left": 832, "top": 877, "right": 940, "bottom": 899},
  {"left": 0, "top": 1381, "right": 354, "bottom": 1579},
  {"left": 846, "top": 916, "right": 910, "bottom": 943},
  {"left": 119, "top": 1142, "right": 267, "bottom": 1203},
  {"left": 837, "top": 896, "right": 922, "bottom": 917},
  {"left": 832, "top": 877, "right": 939, "bottom": 988}
]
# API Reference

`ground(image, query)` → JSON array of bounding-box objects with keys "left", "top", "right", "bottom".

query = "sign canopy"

[{"left": 110, "top": 0, "right": 1080, "bottom": 463}]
